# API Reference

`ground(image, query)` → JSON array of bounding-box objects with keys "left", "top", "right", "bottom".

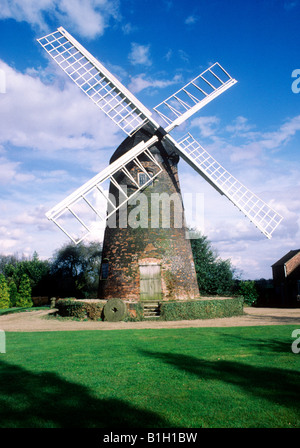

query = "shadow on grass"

[
  {"left": 0, "top": 360, "right": 171, "bottom": 428},
  {"left": 215, "top": 333, "right": 293, "bottom": 355},
  {"left": 140, "top": 350, "right": 300, "bottom": 411}
]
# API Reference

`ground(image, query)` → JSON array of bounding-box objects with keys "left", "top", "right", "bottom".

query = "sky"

[{"left": 0, "top": 0, "right": 299, "bottom": 280}]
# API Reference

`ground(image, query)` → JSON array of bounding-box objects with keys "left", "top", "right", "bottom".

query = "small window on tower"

[
  {"left": 138, "top": 171, "right": 153, "bottom": 187},
  {"left": 101, "top": 261, "right": 109, "bottom": 280}
]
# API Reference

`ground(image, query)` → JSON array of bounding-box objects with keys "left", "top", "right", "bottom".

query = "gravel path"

[{"left": 0, "top": 307, "right": 299, "bottom": 332}]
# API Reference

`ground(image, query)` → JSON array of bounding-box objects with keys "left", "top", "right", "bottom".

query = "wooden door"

[{"left": 140, "top": 264, "right": 162, "bottom": 301}]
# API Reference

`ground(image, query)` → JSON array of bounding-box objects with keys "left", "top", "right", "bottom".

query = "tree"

[
  {"left": 190, "top": 230, "right": 237, "bottom": 296},
  {"left": 50, "top": 241, "right": 102, "bottom": 298},
  {"left": 8, "top": 280, "right": 19, "bottom": 307},
  {"left": 3, "top": 252, "right": 50, "bottom": 296},
  {"left": 16, "top": 274, "right": 33, "bottom": 308},
  {"left": 0, "top": 274, "right": 10, "bottom": 309},
  {"left": 0, "top": 254, "right": 18, "bottom": 275},
  {"left": 239, "top": 280, "right": 259, "bottom": 306}
]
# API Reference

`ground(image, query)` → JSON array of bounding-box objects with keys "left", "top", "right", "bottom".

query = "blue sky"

[{"left": 0, "top": 0, "right": 299, "bottom": 279}]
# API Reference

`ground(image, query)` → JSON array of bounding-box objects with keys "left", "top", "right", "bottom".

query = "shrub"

[
  {"left": 56, "top": 299, "right": 85, "bottom": 319},
  {"left": 159, "top": 297, "right": 244, "bottom": 321},
  {"left": 16, "top": 274, "right": 33, "bottom": 308},
  {"left": 239, "top": 281, "right": 259, "bottom": 306},
  {"left": 0, "top": 274, "right": 10, "bottom": 309},
  {"left": 8, "top": 280, "right": 19, "bottom": 307},
  {"left": 190, "top": 231, "right": 238, "bottom": 295},
  {"left": 56, "top": 299, "right": 106, "bottom": 320},
  {"left": 83, "top": 302, "right": 105, "bottom": 320},
  {"left": 2, "top": 252, "right": 50, "bottom": 297},
  {"left": 125, "top": 302, "right": 144, "bottom": 321},
  {"left": 55, "top": 298, "right": 244, "bottom": 322}
]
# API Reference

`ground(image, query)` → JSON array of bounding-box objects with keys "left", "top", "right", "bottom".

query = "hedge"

[
  {"left": 55, "top": 297, "right": 244, "bottom": 322},
  {"left": 125, "top": 301, "right": 144, "bottom": 321},
  {"left": 159, "top": 297, "right": 244, "bottom": 321},
  {"left": 56, "top": 298, "right": 106, "bottom": 320}
]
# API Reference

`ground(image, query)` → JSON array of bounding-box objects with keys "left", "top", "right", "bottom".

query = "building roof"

[{"left": 272, "top": 249, "right": 300, "bottom": 267}]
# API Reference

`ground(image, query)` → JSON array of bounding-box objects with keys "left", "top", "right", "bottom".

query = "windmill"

[{"left": 37, "top": 27, "right": 283, "bottom": 304}]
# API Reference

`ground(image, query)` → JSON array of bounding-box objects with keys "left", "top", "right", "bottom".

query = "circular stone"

[{"left": 103, "top": 298, "right": 127, "bottom": 322}]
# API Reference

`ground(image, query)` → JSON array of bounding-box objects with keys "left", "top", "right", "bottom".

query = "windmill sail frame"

[
  {"left": 155, "top": 62, "right": 237, "bottom": 131},
  {"left": 37, "top": 27, "right": 156, "bottom": 136},
  {"left": 38, "top": 27, "right": 283, "bottom": 243},
  {"left": 46, "top": 140, "right": 163, "bottom": 244},
  {"left": 167, "top": 133, "right": 283, "bottom": 239}
]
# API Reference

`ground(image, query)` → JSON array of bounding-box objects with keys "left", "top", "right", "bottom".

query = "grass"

[
  {"left": 0, "top": 325, "right": 299, "bottom": 428},
  {"left": 0, "top": 306, "right": 50, "bottom": 316}
]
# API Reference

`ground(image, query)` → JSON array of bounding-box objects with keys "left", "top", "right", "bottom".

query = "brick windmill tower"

[
  {"left": 98, "top": 122, "right": 200, "bottom": 302},
  {"left": 38, "top": 27, "right": 283, "bottom": 306}
]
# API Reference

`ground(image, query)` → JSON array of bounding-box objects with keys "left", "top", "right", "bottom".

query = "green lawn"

[
  {"left": 0, "top": 306, "right": 50, "bottom": 316},
  {"left": 0, "top": 325, "right": 299, "bottom": 428}
]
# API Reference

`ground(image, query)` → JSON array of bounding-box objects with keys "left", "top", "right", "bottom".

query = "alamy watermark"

[
  {"left": 0, "top": 330, "right": 6, "bottom": 353},
  {"left": 62, "top": 188, "right": 205, "bottom": 242},
  {"left": 291, "top": 69, "right": 300, "bottom": 93},
  {"left": 104, "top": 189, "right": 205, "bottom": 239},
  {"left": 291, "top": 329, "right": 300, "bottom": 354}
]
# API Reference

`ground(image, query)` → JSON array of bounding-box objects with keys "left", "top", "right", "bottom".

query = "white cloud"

[
  {"left": 225, "top": 116, "right": 255, "bottom": 135},
  {"left": 165, "top": 49, "right": 173, "bottom": 61},
  {"left": 0, "top": 201, "right": 60, "bottom": 257},
  {"left": 178, "top": 50, "right": 189, "bottom": 63},
  {"left": 185, "top": 15, "right": 198, "bottom": 25},
  {"left": 0, "top": 157, "right": 35, "bottom": 185},
  {"left": 128, "top": 73, "right": 182, "bottom": 94},
  {"left": 0, "top": 60, "right": 120, "bottom": 155},
  {"left": 191, "top": 116, "right": 220, "bottom": 138},
  {"left": 122, "top": 22, "right": 137, "bottom": 35},
  {"left": 0, "top": 0, "right": 120, "bottom": 38},
  {"left": 129, "top": 43, "right": 152, "bottom": 66},
  {"left": 259, "top": 115, "right": 300, "bottom": 150},
  {"left": 0, "top": 59, "right": 124, "bottom": 258},
  {"left": 224, "top": 115, "right": 300, "bottom": 164},
  {"left": 0, "top": 0, "right": 52, "bottom": 29},
  {"left": 195, "top": 114, "right": 300, "bottom": 167}
]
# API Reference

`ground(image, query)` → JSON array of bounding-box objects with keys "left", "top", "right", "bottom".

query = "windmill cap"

[{"left": 109, "top": 122, "right": 178, "bottom": 164}]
